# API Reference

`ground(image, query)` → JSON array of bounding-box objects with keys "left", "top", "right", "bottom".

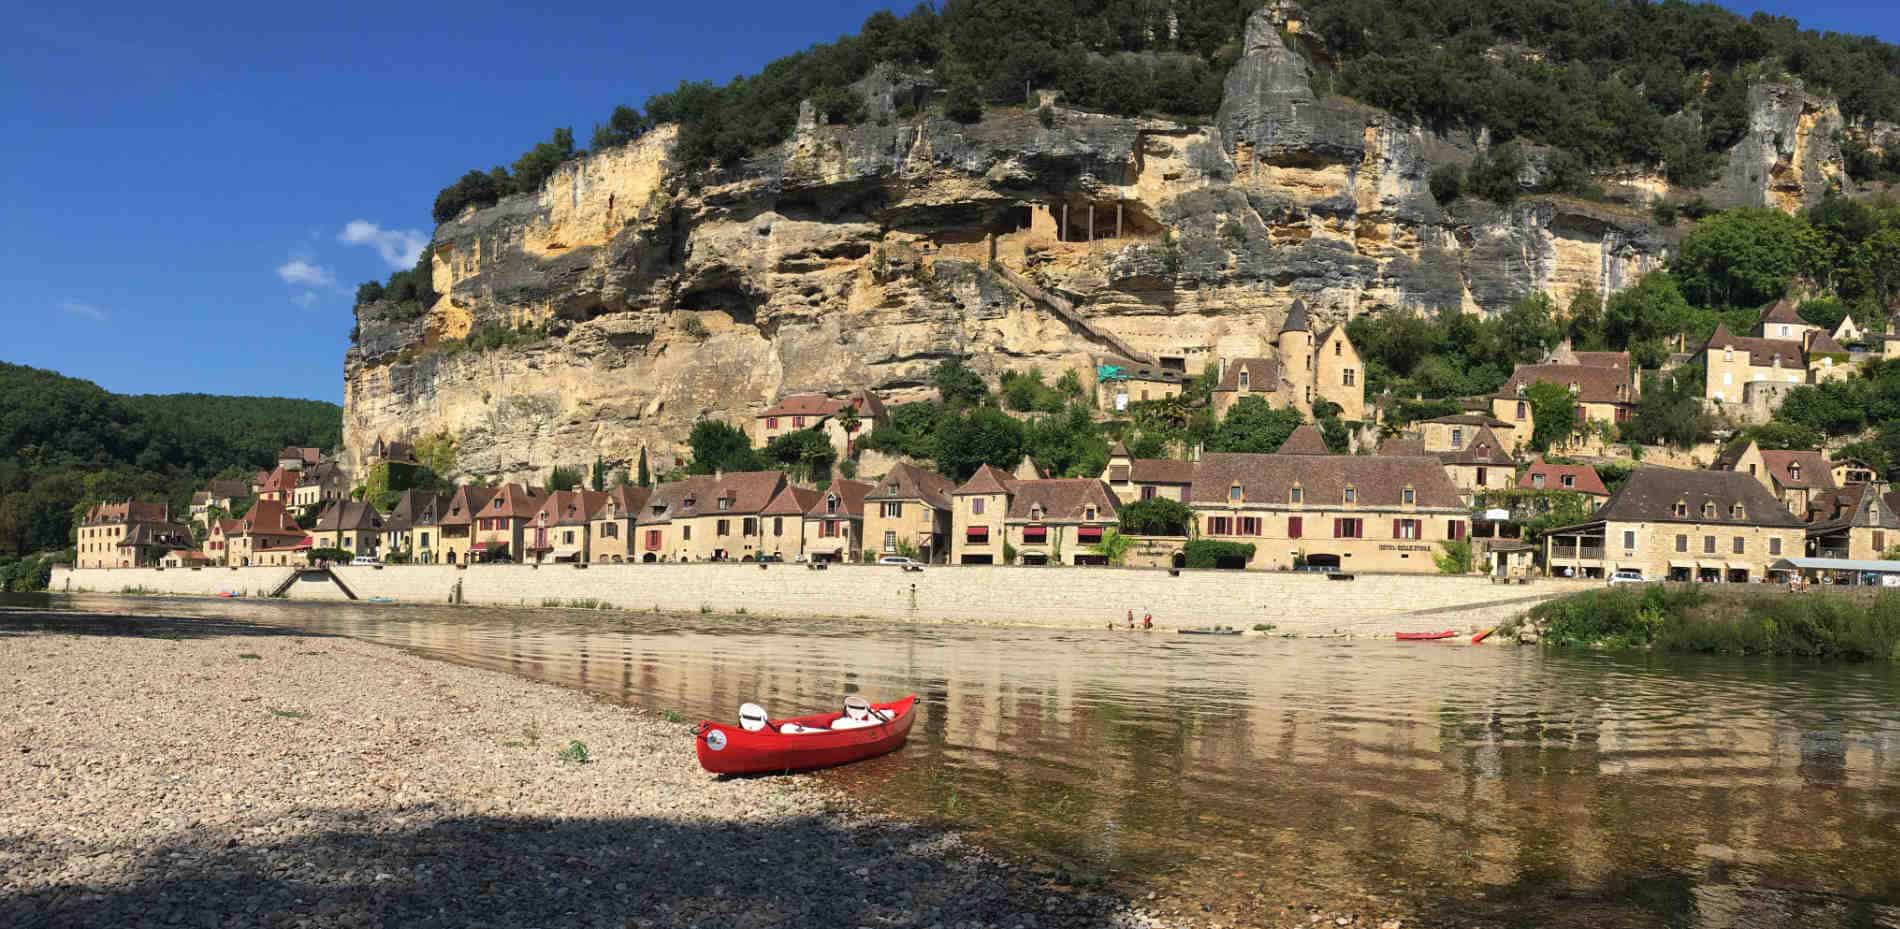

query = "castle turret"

[{"left": 1278, "top": 300, "right": 1316, "bottom": 413}]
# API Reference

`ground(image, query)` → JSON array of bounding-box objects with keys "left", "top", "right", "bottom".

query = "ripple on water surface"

[{"left": 6, "top": 593, "right": 1899, "bottom": 928}]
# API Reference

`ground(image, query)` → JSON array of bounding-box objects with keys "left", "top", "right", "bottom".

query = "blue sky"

[{"left": 3, "top": 1, "right": 1896, "bottom": 402}]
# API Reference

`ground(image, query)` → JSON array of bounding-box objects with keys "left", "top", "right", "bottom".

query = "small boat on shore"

[
  {"left": 1395, "top": 630, "right": 1457, "bottom": 641},
  {"left": 1178, "top": 627, "right": 1243, "bottom": 636},
  {"left": 1471, "top": 627, "right": 1497, "bottom": 644},
  {"left": 695, "top": 694, "right": 916, "bottom": 775}
]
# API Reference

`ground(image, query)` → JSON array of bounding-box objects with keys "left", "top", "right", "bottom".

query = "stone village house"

[
  {"left": 76, "top": 500, "right": 187, "bottom": 569},
  {"left": 310, "top": 501, "right": 385, "bottom": 559},
  {"left": 1542, "top": 467, "right": 1805, "bottom": 583},
  {"left": 1211, "top": 301, "right": 1366, "bottom": 422},
  {"left": 527, "top": 490, "right": 608, "bottom": 563},
  {"left": 802, "top": 479, "right": 872, "bottom": 563},
  {"left": 586, "top": 484, "right": 653, "bottom": 563},
  {"left": 759, "top": 485, "right": 823, "bottom": 562},
  {"left": 862, "top": 463, "right": 956, "bottom": 562},
  {"left": 1188, "top": 453, "right": 1469, "bottom": 573}
]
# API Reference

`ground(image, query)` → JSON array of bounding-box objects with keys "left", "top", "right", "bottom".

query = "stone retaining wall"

[{"left": 53, "top": 565, "right": 1597, "bottom": 634}]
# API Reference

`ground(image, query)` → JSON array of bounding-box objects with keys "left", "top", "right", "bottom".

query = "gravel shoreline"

[{"left": 0, "top": 615, "right": 1166, "bottom": 929}]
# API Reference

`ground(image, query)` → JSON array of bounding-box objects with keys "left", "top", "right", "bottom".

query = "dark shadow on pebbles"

[
  {"left": 0, "top": 611, "right": 325, "bottom": 641},
  {"left": 0, "top": 810, "right": 1142, "bottom": 929}
]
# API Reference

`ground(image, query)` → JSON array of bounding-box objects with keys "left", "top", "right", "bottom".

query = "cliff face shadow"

[
  {"left": 0, "top": 810, "right": 1130, "bottom": 929},
  {"left": 0, "top": 610, "right": 324, "bottom": 641}
]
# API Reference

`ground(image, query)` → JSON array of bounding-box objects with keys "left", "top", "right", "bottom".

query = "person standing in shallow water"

[{"left": 1142, "top": 611, "right": 1153, "bottom": 630}]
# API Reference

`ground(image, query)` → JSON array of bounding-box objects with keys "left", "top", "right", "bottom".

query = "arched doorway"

[
  {"left": 643, "top": 553, "right": 657, "bottom": 563},
  {"left": 1304, "top": 553, "right": 1341, "bottom": 572},
  {"left": 1170, "top": 551, "right": 1187, "bottom": 570}
]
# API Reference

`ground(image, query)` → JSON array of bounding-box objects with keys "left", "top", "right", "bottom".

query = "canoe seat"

[
  {"left": 780, "top": 722, "right": 827, "bottom": 734},
  {"left": 738, "top": 703, "right": 769, "bottom": 732}
]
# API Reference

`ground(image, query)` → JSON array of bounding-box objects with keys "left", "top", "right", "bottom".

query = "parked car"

[
  {"left": 350, "top": 555, "right": 380, "bottom": 566},
  {"left": 1608, "top": 569, "right": 1646, "bottom": 585},
  {"left": 878, "top": 556, "right": 925, "bottom": 572}
]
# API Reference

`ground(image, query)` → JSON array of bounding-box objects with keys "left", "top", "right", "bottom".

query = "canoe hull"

[
  {"left": 1395, "top": 630, "right": 1457, "bottom": 641},
  {"left": 695, "top": 695, "right": 917, "bottom": 775}
]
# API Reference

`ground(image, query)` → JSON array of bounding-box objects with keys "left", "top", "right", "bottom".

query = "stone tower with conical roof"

[{"left": 1277, "top": 300, "right": 1316, "bottom": 414}]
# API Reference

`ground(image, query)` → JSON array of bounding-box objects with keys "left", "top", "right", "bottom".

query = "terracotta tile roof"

[
  {"left": 1190, "top": 453, "right": 1465, "bottom": 508},
  {"left": 1496, "top": 363, "right": 1636, "bottom": 406},
  {"left": 1517, "top": 459, "right": 1609, "bottom": 496},
  {"left": 1701, "top": 325, "right": 1811, "bottom": 369},
  {"left": 1569, "top": 351, "right": 1630, "bottom": 369},
  {"left": 84, "top": 499, "right": 171, "bottom": 525},
  {"left": 1759, "top": 450, "right": 1835, "bottom": 491},
  {"left": 953, "top": 464, "right": 1019, "bottom": 496},
  {"left": 1277, "top": 424, "right": 1331, "bottom": 455},
  {"left": 1214, "top": 357, "right": 1280, "bottom": 393},
  {"left": 117, "top": 522, "right": 196, "bottom": 550},
  {"left": 707, "top": 471, "right": 788, "bottom": 516},
  {"left": 534, "top": 490, "right": 608, "bottom": 527},
  {"left": 1807, "top": 483, "right": 1900, "bottom": 534},
  {"left": 592, "top": 484, "right": 653, "bottom": 521},
  {"left": 1760, "top": 298, "right": 1803, "bottom": 325},
  {"left": 1583, "top": 467, "right": 1804, "bottom": 528},
  {"left": 864, "top": 463, "right": 955, "bottom": 510},
  {"left": 806, "top": 480, "right": 873, "bottom": 519},
  {"left": 201, "top": 480, "right": 250, "bottom": 501},
  {"left": 297, "top": 460, "right": 346, "bottom": 489},
  {"left": 1377, "top": 437, "right": 1427, "bottom": 457},
  {"left": 1004, "top": 479, "right": 1121, "bottom": 522},
  {"left": 763, "top": 484, "right": 824, "bottom": 517},
  {"left": 1130, "top": 458, "right": 1196, "bottom": 484},
  {"left": 214, "top": 518, "right": 244, "bottom": 535},
  {"left": 1439, "top": 427, "right": 1513, "bottom": 466},
  {"left": 637, "top": 476, "right": 719, "bottom": 525},
  {"left": 279, "top": 447, "right": 322, "bottom": 466},
  {"left": 314, "top": 501, "right": 383, "bottom": 532},
  {"left": 478, "top": 483, "right": 546, "bottom": 520},
  {"left": 239, "top": 499, "right": 301, "bottom": 535},
  {"left": 761, "top": 394, "right": 849, "bottom": 418},
  {"left": 1806, "top": 329, "right": 1847, "bottom": 355},
  {"left": 258, "top": 467, "right": 301, "bottom": 495},
  {"left": 440, "top": 485, "right": 498, "bottom": 527}
]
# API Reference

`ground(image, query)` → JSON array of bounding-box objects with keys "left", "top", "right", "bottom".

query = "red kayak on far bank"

[
  {"left": 695, "top": 695, "right": 917, "bottom": 775},
  {"left": 1394, "top": 630, "right": 1458, "bottom": 641}
]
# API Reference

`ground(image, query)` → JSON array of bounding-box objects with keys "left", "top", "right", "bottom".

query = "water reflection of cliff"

[{"left": 27, "top": 596, "right": 1900, "bottom": 928}]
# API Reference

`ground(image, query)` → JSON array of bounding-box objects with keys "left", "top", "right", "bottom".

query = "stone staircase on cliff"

[{"left": 990, "top": 263, "right": 1155, "bottom": 365}]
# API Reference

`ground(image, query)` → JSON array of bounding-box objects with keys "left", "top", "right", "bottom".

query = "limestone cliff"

[{"left": 342, "top": 9, "right": 1849, "bottom": 481}]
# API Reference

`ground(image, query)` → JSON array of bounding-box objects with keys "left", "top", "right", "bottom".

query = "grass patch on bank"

[{"left": 1531, "top": 586, "right": 1900, "bottom": 661}]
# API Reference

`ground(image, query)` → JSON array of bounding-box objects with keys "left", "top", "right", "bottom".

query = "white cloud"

[
  {"left": 59, "top": 300, "right": 107, "bottom": 322},
  {"left": 339, "top": 220, "right": 428, "bottom": 269},
  {"left": 277, "top": 258, "right": 335, "bottom": 287}
]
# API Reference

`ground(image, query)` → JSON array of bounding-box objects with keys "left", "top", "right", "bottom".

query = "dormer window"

[
  {"left": 1228, "top": 483, "right": 1243, "bottom": 504},
  {"left": 1702, "top": 502, "right": 1716, "bottom": 519},
  {"left": 1561, "top": 475, "right": 1574, "bottom": 488},
  {"left": 1673, "top": 500, "right": 1688, "bottom": 518},
  {"left": 1451, "top": 428, "right": 1463, "bottom": 447},
  {"left": 1085, "top": 506, "right": 1097, "bottom": 521},
  {"left": 718, "top": 498, "right": 732, "bottom": 511},
  {"left": 1515, "top": 383, "right": 1527, "bottom": 397},
  {"left": 1790, "top": 463, "right": 1801, "bottom": 481},
  {"left": 1567, "top": 382, "right": 1579, "bottom": 395},
  {"left": 826, "top": 494, "right": 839, "bottom": 515},
  {"left": 1343, "top": 485, "right": 1356, "bottom": 505},
  {"left": 1732, "top": 504, "right": 1745, "bottom": 519},
  {"left": 1289, "top": 483, "right": 1303, "bottom": 505},
  {"left": 1532, "top": 474, "right": 1546, "bottom": 489},
  {"left": 1031, "top": 504, "right": 1044, "bottom": 520},
  {"left": 492, "top": 499, "right": 503, "bottom": 510},
  {"left": 1238, "top": 369, "right": 1250, "bottom": 391},
  {"left": 1724, "top": 346, "right": 1734, "bottom": 362},
  {"left": 1402, "top": 486, "right": 1415, "bottom": 505}
]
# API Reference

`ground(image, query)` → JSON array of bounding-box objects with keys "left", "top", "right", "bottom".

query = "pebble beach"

[{"left": 0, "top": 613, "right": 1165, "bottom": 929}]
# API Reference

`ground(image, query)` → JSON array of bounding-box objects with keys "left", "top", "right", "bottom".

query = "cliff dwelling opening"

[
  {"left": 676, "top": 286, "right": 762, "bottom": 326},
  {"left": 1048, "top": 196, "right": 1161, "bottom": 243}
]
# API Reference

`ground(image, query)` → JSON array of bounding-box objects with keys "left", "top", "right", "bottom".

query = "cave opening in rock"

[{"left": 676, "top": 286, "right": 763, "bottom": 327}]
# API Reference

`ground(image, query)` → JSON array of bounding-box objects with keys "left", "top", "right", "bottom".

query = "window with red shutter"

[{"left": 1288, "top": 516, "right": 1302, "bottom": 539}]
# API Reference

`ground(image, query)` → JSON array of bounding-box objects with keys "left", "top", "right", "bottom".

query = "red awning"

[
  {"left": 1023, "top": 526, "right": 1047, "bottom": 542},
  {"left": 966, "top": 526, "right": 989, "bottom": 541},
  {"left": 470, "top": 543, "right": 490, "bottom": 552},
  {"left": 1078, "top": 527, "right": 1104, "bottom": 542}
]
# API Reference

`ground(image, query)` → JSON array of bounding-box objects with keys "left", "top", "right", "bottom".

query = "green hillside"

[{"left": 0, "top": 362, "right": 341, "bottom": 567}]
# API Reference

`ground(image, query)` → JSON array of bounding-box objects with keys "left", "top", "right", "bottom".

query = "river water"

[{"left": 6, "top": 593, "right": 1898, "bottom": 928}]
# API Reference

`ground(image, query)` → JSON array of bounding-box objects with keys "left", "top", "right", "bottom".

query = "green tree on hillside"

[
  {"left": 685, "top": 420, "right": 763, "bottom": 475},
  {"left": 1674, "top": 209, "right": 1824, "bottom": 309},
  {"left": 1525, "top": 381, "right": 1580, "bottom": 452},
  {"left": 1206, "top": 398, "right": 1303, "bottom": 454}
]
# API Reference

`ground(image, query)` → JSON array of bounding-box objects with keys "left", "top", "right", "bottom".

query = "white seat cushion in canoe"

[
  {"left": 830, "top": 709, "right": 891, "bottom": 730},
  {"left": 779, "top": 722, "right": 826, "bottom": 734}
]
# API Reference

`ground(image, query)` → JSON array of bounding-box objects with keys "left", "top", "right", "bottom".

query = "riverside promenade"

[{"left": 50, "top": 564, "right": 1595, "bottom": 635}]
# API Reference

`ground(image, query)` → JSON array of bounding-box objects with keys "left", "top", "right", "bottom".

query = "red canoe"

[
  {"left": 695, "top": 695, "right": 917, "bottom": 775},
  {"left": 1395, "top": 630, "right": 1457, "bottom": 641}
]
